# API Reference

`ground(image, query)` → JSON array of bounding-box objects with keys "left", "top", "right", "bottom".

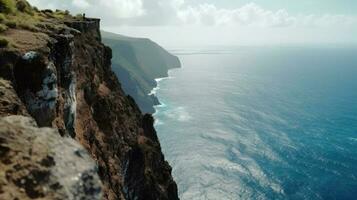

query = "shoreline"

[
  {"left": 148, "top": 76, "right": 172, "bottom": 96},
  {"left": 150, "top": 68, "right": 178, "bottom": 117}
]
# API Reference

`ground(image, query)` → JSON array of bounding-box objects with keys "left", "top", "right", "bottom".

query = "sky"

[{"left": 28, "top": 0, "right": 357, "bottom": 47}]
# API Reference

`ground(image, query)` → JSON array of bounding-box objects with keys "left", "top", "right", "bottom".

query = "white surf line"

[{"left": 148, "top": 76, "right": 172, "bottom": 96}]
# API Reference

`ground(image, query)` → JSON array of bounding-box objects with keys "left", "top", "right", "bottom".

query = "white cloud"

[
  {"left": 29, "top": 0, "right": 145, "bottom": 19},
  {"left": 28, "top": 0, "right": 357, "bottom": 28},
  {"left": 28, "top": 0, "right": 357, "bottom": 45},
  {"left": 72, "top": 0, "right": 90, "bottom": 9},
  {"left": 177, "top": 2, "right": 357, "bottom": 28},
  {"left": 296, "top": 14, "right": 357, "bottom": 27}
]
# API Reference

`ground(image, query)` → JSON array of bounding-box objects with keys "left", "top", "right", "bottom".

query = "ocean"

[{"left": 152, "top": 46, "right": 357, "bottom": 200}]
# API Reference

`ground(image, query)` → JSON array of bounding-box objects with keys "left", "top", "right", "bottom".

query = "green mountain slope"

[{"left": 102, "top": 31, "right": 181, "bottom": 113}]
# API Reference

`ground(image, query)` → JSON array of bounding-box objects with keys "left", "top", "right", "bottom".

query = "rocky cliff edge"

[{"left": 0, "top": 1, "right": 178, "bottom": 199}]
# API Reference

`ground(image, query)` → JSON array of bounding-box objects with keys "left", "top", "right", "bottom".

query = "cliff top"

[{"left": 0, "top": 0, "right": 97, "bottom": 52}]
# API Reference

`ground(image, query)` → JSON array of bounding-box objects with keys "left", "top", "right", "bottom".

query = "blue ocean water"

[{"left": 153, "top": 46, "right": 357, "bottom": 200}]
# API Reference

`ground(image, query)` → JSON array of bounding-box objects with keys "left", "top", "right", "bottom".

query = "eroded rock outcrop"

[
  {"left": 0, "top": 1, "right": 178, "bottom": 199},
  {"left": 0, "top": 79, "right": 28, "bottom": 116},
  {"left": 0, "top": 115, "right": 102, "bottom": 200}
]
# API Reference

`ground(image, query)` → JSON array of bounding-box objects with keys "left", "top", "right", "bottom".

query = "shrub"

[
  {"left": 35, "top": 22, "right": 45, "bottom": 29},
  {"left": 0, "top": 0, "right": 15, "bottom": 14},
  {"left": 0, "top": 37, "right": 9, "bottom": 47},
  {"left": 16, "top": 0, "right": 26, "bottom": 12},
  {"left": 0, "top": 13, "right": 5, "bottom": 22},
  {"left": 75, "top": 13, "right": 84, "bottom": 20},
  {"left": 42, "top": 9, "right": 53, "bottom": 13},
  {"left": 53, "top": 12, "right": 65, "bottom": 19},
  {"left": 15, "top": 0, "right": 33, "bottom": 15},
  {"left": 0, "top": 24, "right": 7, "bottom": 32},
  {"left": 5, "top": 20, "right": 16, "bottom": 28},
  {"left": 18, "top": 22, "right": 38, "bottom": 32}
]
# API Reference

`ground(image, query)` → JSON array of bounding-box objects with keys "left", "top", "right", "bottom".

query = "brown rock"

[
  {"left": 0, "top": 1, "right": 179, "bottom": 199},
  {"left": 0, "top": 115, "right": 102, "bottom": 200}
]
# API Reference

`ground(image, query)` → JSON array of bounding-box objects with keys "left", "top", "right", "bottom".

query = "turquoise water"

[{"left": 153, "top": 46, "right": 357, "bottom": 200}]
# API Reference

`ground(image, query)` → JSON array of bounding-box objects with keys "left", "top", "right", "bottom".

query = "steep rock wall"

[{"left": 0, "top": 6, "right": 178, "bottom": 200}]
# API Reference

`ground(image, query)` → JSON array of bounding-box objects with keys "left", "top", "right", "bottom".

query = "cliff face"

[
  {"left": 102, "top": 31, "right": 181, "bottom": 113},
  {"left": 0, "top": 1, "right": 178, "bottom": 200}
]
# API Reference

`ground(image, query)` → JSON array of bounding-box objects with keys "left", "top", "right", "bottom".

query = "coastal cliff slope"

[
  {"left": 0, "top": 0, "right": 178, "bottom": 199},
  {"left": 102, "top": 31, "right": 181, "bottom": 113}
]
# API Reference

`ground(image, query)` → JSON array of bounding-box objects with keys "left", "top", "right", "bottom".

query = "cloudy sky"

[{"left": 28, "top": 0, "right": 357, "bottom": 47}]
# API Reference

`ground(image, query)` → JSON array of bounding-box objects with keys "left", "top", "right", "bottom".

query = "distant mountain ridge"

[{"left": 102, "top": 31, "right": 181, "bottom": 113}]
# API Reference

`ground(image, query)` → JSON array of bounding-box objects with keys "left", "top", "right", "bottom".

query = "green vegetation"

[
  {"left": 0, "top": 23, "right": 7, "bottom": 32},
  {"left": 0, "top": 0, "right": 37, "bottom": 31},
  {"left": 0, "top": 13, "right": 5, "bottom": 21},
  {"left": 53, "top": 12, "right": 65, "bottom": 19},
  {"left": 15, "top": 0, "right": 28, "bottom": 13},
  {"left": 0, "top": 37, "right": 9, "bottom": 47},
  {"left": 0, "top": 0, "right": 86, "bottom": 49},
  {"left": 0, "top": 0, "right": 16, "bottom": 14},
  {"left": 4, "top": 20, "right": 15, "bottom": 28},
  {"left": 0, "top": 0, "right": 33, "bottom": 15},
  {"left": 0, "top": 0, "right": 80, "bottom": 34},
  {"left": 18, "top": 22, "right": 37, "bottom": 31},
  {"left": 75, "top": 13, "right": 84, "bottom": 20}
]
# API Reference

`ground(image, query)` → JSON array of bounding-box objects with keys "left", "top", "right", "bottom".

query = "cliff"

[
  {"left": 0, "top": 1, "right": 178, "bottom": 199},
  {"left": 102, "top": 31, "right": 181, "bottom": 113}
]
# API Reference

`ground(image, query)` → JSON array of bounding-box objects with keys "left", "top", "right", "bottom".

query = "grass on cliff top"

[
  {"left": 0, "top": 0, "right": 39, "bottom": 33},
  {"left": 0, "top": 0, "right": 80, "bottom": 34},
  {"left": 0, "top": 36, "right": 8, "bottom": 47},
  {"left": 0, "top": 0, "right": 16, "bottom": 14},
  {"left": 0, "top": 0, "right": 84, "bottom": 48}
]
